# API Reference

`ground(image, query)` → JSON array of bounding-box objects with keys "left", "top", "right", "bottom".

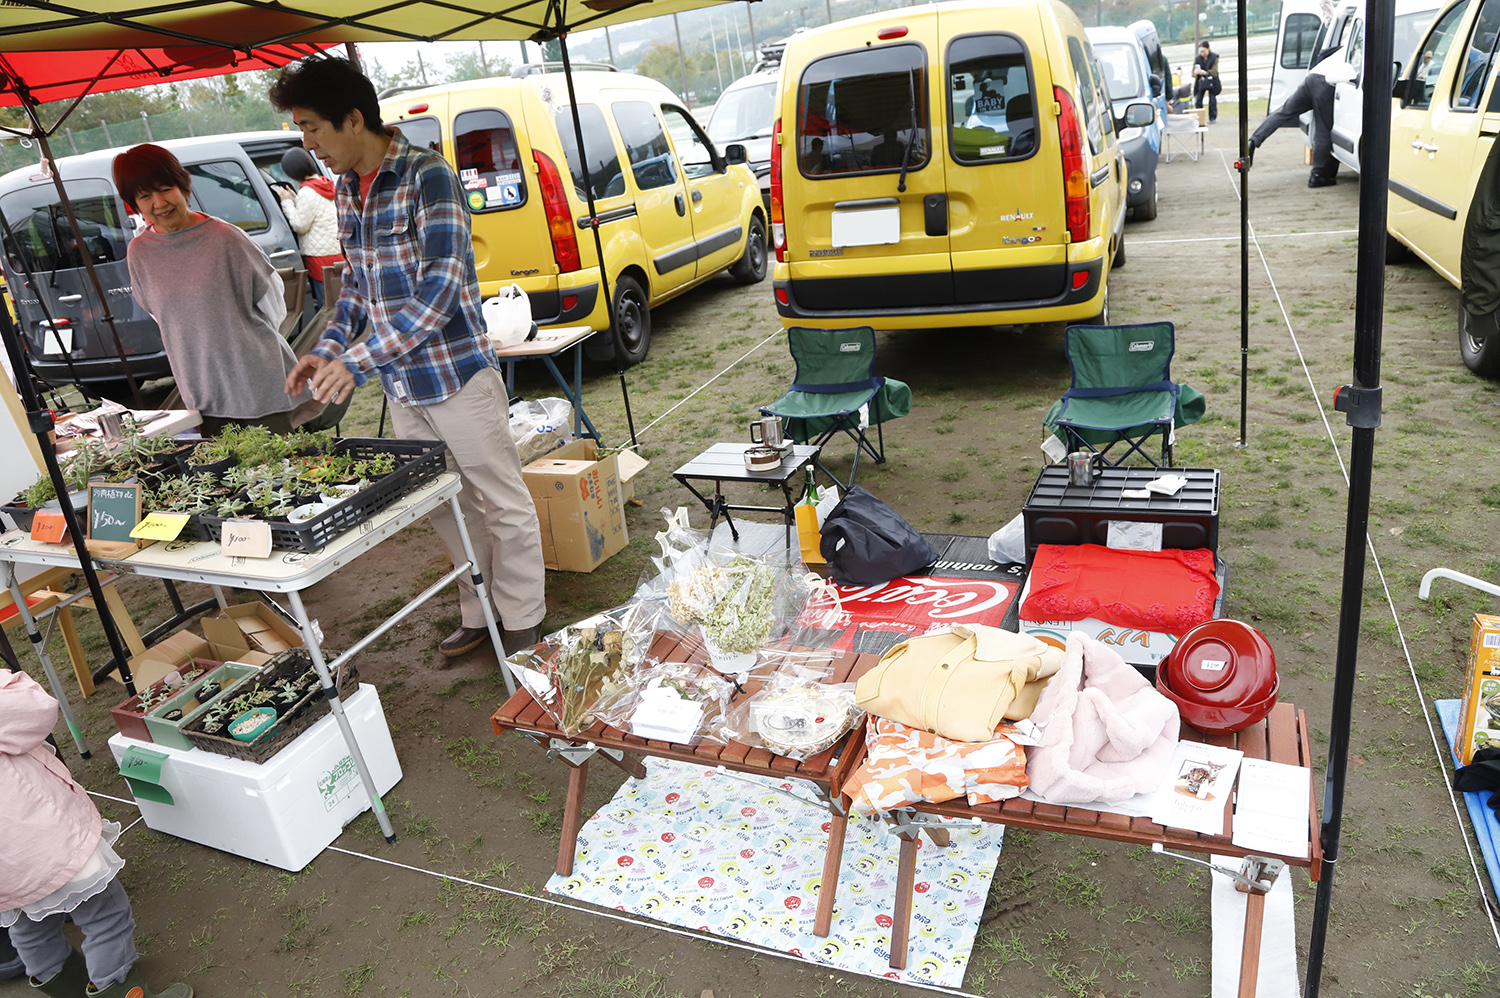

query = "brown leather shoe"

[
  {"left": 501, "top": 626, "right": 541, "bottom": 656},
  {"left": 439, "top": 625, "right": 490, "bottom": 658}
]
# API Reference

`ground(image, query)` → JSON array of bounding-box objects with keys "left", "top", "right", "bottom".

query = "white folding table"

[{"left": 0, "top": 471, "right": 511, "bottom": 843}]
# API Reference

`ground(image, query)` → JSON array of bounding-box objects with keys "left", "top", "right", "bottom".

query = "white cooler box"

[{"left": 108, "top": 683, "right": 401, "bottom": 871}]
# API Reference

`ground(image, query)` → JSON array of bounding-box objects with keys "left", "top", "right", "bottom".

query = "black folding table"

[{"left": 671, "top": 442, "right": 821, "bottom": 547}]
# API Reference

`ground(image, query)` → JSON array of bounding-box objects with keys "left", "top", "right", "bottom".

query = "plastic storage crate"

[
  {"left": 194, "top": 438, "right": 447, "bottom": 553},
  {"left": 1022, "top": 466, "right": 1220, "bottom": 563}
]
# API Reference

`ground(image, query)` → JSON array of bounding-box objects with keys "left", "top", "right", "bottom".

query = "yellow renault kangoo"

[
  {"left": 769, "top": 0, "right": 1153, "bottom": 330},
  {"left": 381, "top": 68, "right": 767, "bottom": 364}
]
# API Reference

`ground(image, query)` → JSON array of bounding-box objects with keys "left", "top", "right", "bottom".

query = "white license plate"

[
  {"left": 39, "top": 325, "right": 73, "bottom": 356},
  {"left": 831, "top": 206, "right": 900, "bottom": 247}
]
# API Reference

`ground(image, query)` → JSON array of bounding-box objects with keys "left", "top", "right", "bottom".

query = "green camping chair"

[
  {"left": 1044, "top": 321, "right": 1204, "bottom": 467},
  {"left": 760, "top": 326, "right": 912, "bottom": 489}
]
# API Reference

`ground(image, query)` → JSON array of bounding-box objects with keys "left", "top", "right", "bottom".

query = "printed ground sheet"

[{"left": 545, "top": 758, "right": 1005, "bottom": 987}]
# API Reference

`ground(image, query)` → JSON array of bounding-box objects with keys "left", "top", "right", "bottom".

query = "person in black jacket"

[{"left": 1192, "top": 42, "right": 1220, "bottom": 122}]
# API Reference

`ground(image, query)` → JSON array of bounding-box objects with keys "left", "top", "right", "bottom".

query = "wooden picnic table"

[{"left": 494, "top": 633, "right": 1322, "bottom": 997}]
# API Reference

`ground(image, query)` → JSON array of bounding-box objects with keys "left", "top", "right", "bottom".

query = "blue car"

[{"left": 1087, "top": 23, "right": 1169, "bottom": 220}]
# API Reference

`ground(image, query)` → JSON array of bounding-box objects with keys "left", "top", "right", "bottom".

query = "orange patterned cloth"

[{"left": 844, "top": 716, "right": 1030, "bottom": 816}]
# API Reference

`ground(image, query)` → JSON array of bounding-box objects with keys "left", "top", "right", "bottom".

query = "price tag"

[
  {"left": 30, "top": 509, "right": 68, "bottom": 543},
  {"left": 131, "top": 512, "right": 190, "bottom": 541},
  {"left": 220, "top": 519, "right": 272, "bottom": 559}
]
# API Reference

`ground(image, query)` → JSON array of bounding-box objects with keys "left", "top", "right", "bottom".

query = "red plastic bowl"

[
  {"left": 1161, "top": 619, "right": 1277, "bottom": 708},
  {"left": 1159, "top": 672, "right": 1280, "bottom": 734}
]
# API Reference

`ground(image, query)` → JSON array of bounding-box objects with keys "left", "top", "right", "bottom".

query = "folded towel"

[{"left": 1026, "top": 631, "right": 1180, "bottom": 804}]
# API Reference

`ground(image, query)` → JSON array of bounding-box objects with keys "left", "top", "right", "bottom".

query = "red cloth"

[
  {"left": 303, "top": 176, "right": 337, "bottom": 201},
  {"left": 305, "top": 253, "right": 341, "bottom": 282},
  {"left": 1021, "top": 543, "right": 1219, "bottom": 636}
]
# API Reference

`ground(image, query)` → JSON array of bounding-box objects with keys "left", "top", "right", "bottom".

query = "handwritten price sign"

[{"left": 87, "top": 483, "right": 141, "bottom": 543}]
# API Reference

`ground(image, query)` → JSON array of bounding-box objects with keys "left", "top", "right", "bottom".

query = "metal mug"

[
  {"left": 1067, "top": 450, "right": 1100, "bottom": 486},
  {"left": 750, "top": 415, "right": 785, "bottom": 448},
  {"left": 96, "top": 411, "right": 126, "bottom": 441}
]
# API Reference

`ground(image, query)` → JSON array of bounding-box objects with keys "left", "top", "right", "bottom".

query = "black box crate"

[
  {"left": 195, "top": 438, "right": 447, "bottom": 553},
  {"left": 1022, "top": 466, "right": 1220, "bottom": 562}
]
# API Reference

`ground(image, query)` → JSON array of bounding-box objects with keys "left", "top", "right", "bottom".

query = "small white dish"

[{"left": 287, "top": 502, "right": 329, "bottom": 524}]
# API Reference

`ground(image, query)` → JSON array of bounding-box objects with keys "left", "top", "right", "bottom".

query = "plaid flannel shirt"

[{"left": 312, "top": 130, "right": 494, "bottom": 406}]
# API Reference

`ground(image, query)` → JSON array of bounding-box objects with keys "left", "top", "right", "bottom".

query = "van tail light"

[
  {"left": 770, "top": 118, "right": 786, "bottom": 263},
  {"left": 533, "top": 149, "right": 581, "bottom": 273},
  {"left": 1055, "top": 85, "right": 1090, "bottom": 244}
]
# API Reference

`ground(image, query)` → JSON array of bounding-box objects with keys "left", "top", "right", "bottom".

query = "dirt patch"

[{"left": 4, "top": 120, "right": 1497, "bottom": 998}]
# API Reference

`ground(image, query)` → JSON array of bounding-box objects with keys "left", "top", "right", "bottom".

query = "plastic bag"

[
  {"left": 591, "top": 659, "right": 734, "bottom": 746},
  {"left": 508, "top": 397, "right": 574, "bottom": 466},
  {"left": 482, "top": 283, "right": 536, "bottom": 349},
  {"left": 504, "top": 602, "right": 667, "bottom": 735},
  {"left": 721, "top": 672, "right": 863, "bottom": 761},
  {"left": 987, "top": 513, "right": 1026, "bottom": 565}
]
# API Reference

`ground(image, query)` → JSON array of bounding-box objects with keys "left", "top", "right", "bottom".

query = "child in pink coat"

[{"left": 0, "top": 668, "right": 192, "bottom": 997}]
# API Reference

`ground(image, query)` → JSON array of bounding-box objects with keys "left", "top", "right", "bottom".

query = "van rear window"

[
  {"left": 948, "top": 33, "right": 1037, "bottom": 163},
  {"left": 797, "top": 43, "right": 929, "bottom": 177},
  {"left": 455, "top": 109, "right": 527, "bottom": 212},
  {"left": 0, "top": 180, "right": 129, "bottom": 274}
]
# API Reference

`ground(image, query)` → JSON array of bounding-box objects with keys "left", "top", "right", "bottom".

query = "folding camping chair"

[
  {"left": 760, "top": 326, "right": 912, "bottom": 490},
  {"left": 1044, "top": 321, "right": 1204, "bottom": 467}
]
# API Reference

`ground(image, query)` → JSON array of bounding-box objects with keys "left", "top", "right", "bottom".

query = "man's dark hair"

[
  {"left": 269, "top": 56, "right": 384, "bottom": 133},
  {"left": 112, "top": 144, "right": 192, "bottom": 206}
]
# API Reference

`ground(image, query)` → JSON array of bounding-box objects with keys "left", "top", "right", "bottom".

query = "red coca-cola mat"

[{"left": 795, "top": 573, "right": 1020, "bottom": 658}]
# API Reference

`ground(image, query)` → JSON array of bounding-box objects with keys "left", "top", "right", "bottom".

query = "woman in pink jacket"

[{"left": 0, "top": 669, "right": 191, "bottom": 998}]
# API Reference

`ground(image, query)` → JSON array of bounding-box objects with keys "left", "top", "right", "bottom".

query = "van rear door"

[
  {"left": 0, "top": 179, "right": 148, "bottom": 367},
  {"left": 451, "top": 103, "right": 541, "bottom": 295},
  {"left": 1271, "top": 0, "right": 1330, "bottom": 112},
  {"left": 937, "top": 6, "right": 1068, "bottom": 308},
  {"left": 783, "top": 25, "right": 951, "bottom": 312}
]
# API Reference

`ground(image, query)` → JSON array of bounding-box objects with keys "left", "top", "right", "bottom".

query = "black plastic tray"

[
  {"left": 1022, "top": 466, "right": 1221, "bottom": 561},
  {"left": 194, "top": 438, "right": 448, "bottom": 553}
]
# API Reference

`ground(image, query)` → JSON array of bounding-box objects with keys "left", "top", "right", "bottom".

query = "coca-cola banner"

[{"left": 795, "top": 575, "right": 1020, "bottom": 657}]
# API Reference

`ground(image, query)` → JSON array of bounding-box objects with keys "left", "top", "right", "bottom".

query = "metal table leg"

[
  {"left": 285, "top": 589, "right": 396, "bottom": 844},
  {"left": 5, "top": 567, "right": 90, "bottom": 758},
  {"left": 541, "top": 353, "right": 602, "bottom": 444},
  {"left": 447, "top": 494, "right": 514, "bottom": 696}
]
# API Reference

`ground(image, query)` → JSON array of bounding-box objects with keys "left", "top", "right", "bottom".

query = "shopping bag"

[
  {"left": 819, "top": 487, "right": 938, "bottom": 586},
  {"left": 482, "top": 283, "right": 537, "bottom": 349}
]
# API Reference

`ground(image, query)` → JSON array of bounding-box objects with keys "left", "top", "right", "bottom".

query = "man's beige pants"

[{"left": 389, "top": 367, "right": 546, "bottom": 631}]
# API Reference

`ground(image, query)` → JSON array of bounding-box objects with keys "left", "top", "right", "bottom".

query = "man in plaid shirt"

[{"left": 272, "top": 57, "right": 546, "bottom": 659}]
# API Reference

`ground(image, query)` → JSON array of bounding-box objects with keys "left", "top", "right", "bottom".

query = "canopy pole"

[
  {"left": 555, "top": 27, "right": 637, "bottom": 447},
  {"left": 1304, "top": 0, "right": 1395, "bottom": 989},
  {"left": 1237, "top": 0, "right": 1249, "bottom": 448},
  {"left": 17, "top": 91, "right": 145, "bottom": 408},
  {"left": 0, "top": 282, "right": 140, "bottom": 702}
]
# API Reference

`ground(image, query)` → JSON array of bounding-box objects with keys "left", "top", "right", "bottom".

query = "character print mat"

[{"left": 545, "top": 758, "right": 1005, "bottom": 988}]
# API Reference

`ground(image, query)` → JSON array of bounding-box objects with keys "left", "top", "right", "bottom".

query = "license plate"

[
  {"left": 831, "top": 206, "right": 900, "bottom": 248},
  {"left": 39, "top": 325, "right": 73, "bottom": 356}
]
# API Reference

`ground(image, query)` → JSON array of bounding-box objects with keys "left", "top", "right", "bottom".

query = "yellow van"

[
  {"left": 380, "top": 68, "right": 767, "bottom": 364},
  {"left": 1386, "top": 0, "right": 1500, "bottom": 373},
  {"left": 768, "top": 0, "right": 1153, "bottom": 330}
]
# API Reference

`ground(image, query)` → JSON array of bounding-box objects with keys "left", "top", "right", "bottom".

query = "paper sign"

[
  {"left": 1148, "top": 742, "right": 1243, "bottom": 835},
  {"left": 220, "top": 519, "right": 272, "bottom": 559},
  {"left": 119, "top": 745, "right": 173, "bottom": 805},
  {"left": 131, "top": 512, "right": 190, "bottom": 541},
  {"left": 30, "top": 509, "right": 68, "bottom": 543},
  {"left": 1232, "top": 758, "right": 1312, "bottom": 859}
]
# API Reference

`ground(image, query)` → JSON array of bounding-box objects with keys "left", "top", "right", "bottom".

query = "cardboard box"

[
  {"left": 523, "top": 439, "right": 628, "bottom": 572},
  {"left": 128, "top": 631, "right": 272, "bottom": 690},
  {"left": 203, "top": 601, "right": 305, "bottom": 655},
  {"left": 1455, "top": 613, "right": 1500, "bottom": 764}
]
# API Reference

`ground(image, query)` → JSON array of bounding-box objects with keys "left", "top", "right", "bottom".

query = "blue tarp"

[{"left": 1435, "top": 698, "right": 1500, "bottom": 898}]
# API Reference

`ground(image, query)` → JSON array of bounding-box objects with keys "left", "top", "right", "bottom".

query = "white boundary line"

[
  {"left": 1132, "top": 228, "right": 1358, "bottom": 246},
  {"left": 326, "top": 845, "right": 989, "bottom": 998},
  {"left": 1216, "top": 150, "right": 1500, "bottom": 948},
  {"left": 634, "top": 329, "right": 782, "bottom": 439}
]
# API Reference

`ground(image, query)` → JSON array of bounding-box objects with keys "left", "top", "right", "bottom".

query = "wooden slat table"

[
  {"left": 849, "top": 700, "right": 1322, "bottom": 995},
  {"left": 491, "top": 633, "right": 886, "bottom": 934}
]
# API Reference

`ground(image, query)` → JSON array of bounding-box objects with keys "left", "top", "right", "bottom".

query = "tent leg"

[
  {"left": 6, "top": 568, "right": 90, "bottom": 758},
  {"left": 285, "top": 589, "right": 396, "bottom": 844}
]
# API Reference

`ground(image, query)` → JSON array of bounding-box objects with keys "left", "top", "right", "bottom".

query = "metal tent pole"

[
  {"left": 555, "top": 28, "right": 638, "bottom": 447},
  {"left": 0, "top": 281, "right": 139, "bottom": 701},
  {"left": 1304, "top": 0, "right": 1396, "bottom": 990},
  {"left": 1237, "top": 0, "right": 1249, "bottom": 448}
]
